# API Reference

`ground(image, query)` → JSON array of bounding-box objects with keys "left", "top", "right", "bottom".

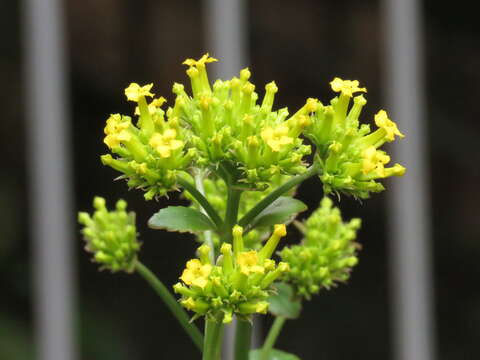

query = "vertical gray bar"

[
  {"left": 382, "top": 1, "right": 436, "bottom": 360},
  {"left": 204, "top": 0, "right": 248, "bottom": 79},
  {"left": 23, "top": 1, "right": 76, "bottom": 360},
  {"left": 203, "top": 0, "right": 249, "bottom": 359}
]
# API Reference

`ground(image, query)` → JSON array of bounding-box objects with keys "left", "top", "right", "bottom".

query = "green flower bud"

[
  {"left": 78, "top": 197, "right": 140, "bottom": 273},
  {"left": 280, "top": 197, "right": 361, "bottom": 300}
]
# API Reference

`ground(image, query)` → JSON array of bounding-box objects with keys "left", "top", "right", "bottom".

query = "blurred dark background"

[{"left": 1, "top": 0, "right": 479, "bottom": 359}]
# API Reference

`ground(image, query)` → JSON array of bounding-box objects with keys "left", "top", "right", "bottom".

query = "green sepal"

[
  {"left": 248, "top": 197, "right": 307, "bottom": 230},
  {"left": 250, "top": 349, "right": 301, "bottom": 360},
  {"left": 267, "top": 282, "right": 302, "bottom": 319},
  {"left": 148, "top": 206, "right": 216, "bottom": 233}
]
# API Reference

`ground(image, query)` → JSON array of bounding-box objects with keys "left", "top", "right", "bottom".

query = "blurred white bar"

[
  {"left": 382, "top": 1, "right": 436, "bottom": 360},
  {"left": 203, "top": 0, "right": 249, "bottom": 358},
  {"left": 23, "top": 0, "right": 77, "bottom": 360}
]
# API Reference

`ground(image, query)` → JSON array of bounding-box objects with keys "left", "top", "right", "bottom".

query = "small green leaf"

[
  {"left": 250, "top": 349, "right": 301, "bottom": 360},
  {"left": 268, "top": 282, "right": 302, "bottom": 319},
  {"left": 148, "top": 206, "right": 216, "bottom": 233},
  {"left": 249, "top": 197, "right": 307, "bottom": 229}
]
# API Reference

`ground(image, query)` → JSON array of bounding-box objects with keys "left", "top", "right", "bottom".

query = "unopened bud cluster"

[
  {"left": 174, "top": 225, "right": 290, "bottom": 323},
  {"left": 78, "top": 197, "right": 140, "bottom": 272},
  {"left": 280, "top": 197, "right": 360, "bottom": 299},
  {"left": 304, "top": 78, "right": 406, "bottom": 199}
]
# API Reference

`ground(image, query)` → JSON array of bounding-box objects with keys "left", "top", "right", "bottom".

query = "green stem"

[
  {"left": 238, "top": 164, "right": 320, "bottom": 228},
  {"left": 234, "top": 319, "right": 252, "bottom": 360},
  {"left": 203, "top": 320, "right": 224, "bottom": 360},
  {"left": 260, "top": 317, "right": 286, "bottom": 360},
  {"left": 194, "top": 169, "right": 216, "bottom": 262},
  {"left": 135, "top": 261, "right": 203, "bottom": 351},
  {"left": 223, "top": 187, "right": 242, "bottom": 243},
  {"left": 178, "top": 176, "right": 224, "bottom": 230}
]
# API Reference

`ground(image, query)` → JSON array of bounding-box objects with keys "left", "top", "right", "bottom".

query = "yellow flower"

[
  {"left": 330, "top": 77, "right": 367, "bottom": 97},
  {"left": 124, "top": 83, "right": 154, "bottom": 102},
  {"left": 181, "top": 297, "right": 196, "bottom": 310},
  {"left": 255, "top": 302, "right": 269, "bottom": 314},
  {"left": 237, "top": 251, "right": 265, "bottom": 275},
  {"left": 103, "top": 114, "right": 132, "bottom": 148},
  {"left": 374, "top": 110, "right": 405, "bottom": 141},
  {"left": 149, "top": 129, "right": 184, "bottom": 158},
  {"left": 134, "top": 97, "right": 166, "bottom": 115},
  {"left": 180, "top": 259, "right": 212, "bottom": 288},
  {"left": 261, "top": 125, "right": 293, "bottom": 152},
  {"left": 273, "top": 224, "right": 287, "bottom": 237},
  {"left": 362, "top": 146, "right": 391, "bottom": 176},
  {"left": 183, "top": 53, "right": 218, "bottom": 68},
  {"left": 104, "top": 132, "right": 131, "bottom": 149}
]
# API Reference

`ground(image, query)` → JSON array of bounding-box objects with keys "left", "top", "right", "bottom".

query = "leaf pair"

[{"left": 148, "top": 197, "right": 307, "bottom": 234}]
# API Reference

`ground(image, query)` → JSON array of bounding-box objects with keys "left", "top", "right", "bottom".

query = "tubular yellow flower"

[
  {"left": 237, "top": 251, "right": 265, "bottom": 275},
  {"left": 180, "top": 259, "right": 212, "bottom": 288},
  {"left": 149, "top": 129, "right": 184, "bottom": 158},
  {"left": 261, "top": 125, "right": 293, "bottom": 152},
  {"left": 124, "top": 83, "right": 154, "bottom": 102},
  {"left": 183, "top": 53, "right": 218, "bottom": 67},
  {"left": 330, "top": 77, "right": 367, "bottom": 97},
  {"left": 103, "top": 114, "right": 132, "bottom": 149},
  {"left": 104, "top": 131, "right": 131, "bottom": 149},
  {"left": 374, "top": 110, "right": 405, "bottom": 141},
  {"left": 361, "top": 146, "right": 391, "bottom": 177},
  {"left": 134, "top": 97, "right": 167, "bottom": 115}
]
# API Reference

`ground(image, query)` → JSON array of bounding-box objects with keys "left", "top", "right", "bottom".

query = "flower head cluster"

[
  {"left": 101, "top": 83, "right": 196, "bottom": 200},
  {"left": 280, "top": 197, "right": 360, "bottom": 299},
  {"left": 174, "top": 225, "right": 290, "bottom": 323},
  {"left": 304, "top": 78, "right": 406, "bottom": 198},
  {"left": 174, "top": 54, "right": 312, "bottom": 188},
  {"left": 78, "top": 197, "right": 140, "bottom": 273}
]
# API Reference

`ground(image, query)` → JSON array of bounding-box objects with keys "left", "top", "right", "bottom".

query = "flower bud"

[{"left": 78, "top": 197, "right": 140, "bottom": 273}]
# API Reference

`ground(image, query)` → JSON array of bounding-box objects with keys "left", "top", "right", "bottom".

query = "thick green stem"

[
  {"left": 260, "top": 317, "right": 286, "bottom": 360},
  {"left": 178, "top": 176, "right": 224, "bottom": 230},
  {"left": 135, "top": 261, "right": 203, "bottom": 351},
  {"left": 238, "top": 164, "right": 320, "bottom": 228},
  {"left": 234, "top": 319, "right": 252, "bottom": 360},
  {"left": 223, "top": 187, "right": 242, "bottom": 243},
  {"left": 203, "top": 320, "right": 224, "bottom": 360}
]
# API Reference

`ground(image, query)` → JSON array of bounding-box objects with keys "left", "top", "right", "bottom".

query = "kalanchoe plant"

[{"left": 78, "top": 54, "right": 406, "bottom": 360}]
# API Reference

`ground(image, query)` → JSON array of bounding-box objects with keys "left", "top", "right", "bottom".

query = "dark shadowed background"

[{"left": 1, "top": 0, "right": 479, "bottom": 359}]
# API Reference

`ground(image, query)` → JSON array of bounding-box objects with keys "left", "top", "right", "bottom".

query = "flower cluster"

[
  {"left": 174, "top": 225, "right": 290, "bottom": 323},
  {"left": 101, "top": 84, "right": 196, "bottom": 200},
  {"left": 78, "top": 197, "right": 140, "bottom": 272},
  {"left": 175, "top": 54, "right": 312, "bottom": 188},
  {"left": 280, "top": 197, "right": 360, "bottom": 299},
  {"left": 304, "top": 78, "right": 406, "bottom": 199}
]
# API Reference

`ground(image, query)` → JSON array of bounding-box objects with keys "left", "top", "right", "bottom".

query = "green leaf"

[
  {"left": 268, "top": 283, "right": 302, "bottom": 319},
  {"left": 148, "top": 206, "right": 216, "bottom": 233},
  {"left": 250, "top": 349, "right": 301, "bottom": 360},
  {"left": 249, "top": 197, "right": 307, "bottom": 229}
]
